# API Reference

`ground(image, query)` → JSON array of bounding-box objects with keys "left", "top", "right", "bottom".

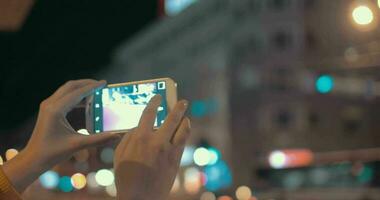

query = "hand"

[
  {"left": 114, "top": 95, "right": 191, "bottom": 200},
  {"left": 3, "top": 79, "right": 120, "bottom": 192}
]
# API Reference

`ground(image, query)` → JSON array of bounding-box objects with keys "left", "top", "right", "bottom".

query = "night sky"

[{"left": 0, "top": 0, "right": 158, "bottom": 132}]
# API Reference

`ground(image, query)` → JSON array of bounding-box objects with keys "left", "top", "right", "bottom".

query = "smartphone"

[{"left": 86, "top": 78, "right": 177, "bottom": 134}]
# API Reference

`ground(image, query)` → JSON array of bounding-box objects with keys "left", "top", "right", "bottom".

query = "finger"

[
  {"left": 171, "top": 117, "right": 191, "bottom": 146},
  {"left": 118, "top": 128, "right": 136, "bottom": 151},
  {"left": 158, "top": 100, "right": 188, "bottom": 142},
  {"left": 56, "top": 80, "right": 106, "bottom": 114},
  {"left": 50, "top": 79, "right": 98, "bottom": 101},
  {"left": 137, "top": 95, "right": 162, "bottom": 133},
  {"left": 76, "top": 132, "right": 121, "bottom": 150}
]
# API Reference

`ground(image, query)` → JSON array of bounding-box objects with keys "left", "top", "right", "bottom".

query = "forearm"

[{"left": 2, "top": 150, "right": 49, "bottom": 193}]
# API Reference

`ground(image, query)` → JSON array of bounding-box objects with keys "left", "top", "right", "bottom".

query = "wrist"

[{"left": 2, "top": 149, "right": 50, "bottom": 193}]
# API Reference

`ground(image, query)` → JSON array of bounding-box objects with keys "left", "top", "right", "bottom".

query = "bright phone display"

[{"left": 92, "top": 81, "right": 168, "bottom": 133}]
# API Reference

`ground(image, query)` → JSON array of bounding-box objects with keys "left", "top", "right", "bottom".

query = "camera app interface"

[{"left": 93, "top": 81, "right": 167, "bottom": 133}]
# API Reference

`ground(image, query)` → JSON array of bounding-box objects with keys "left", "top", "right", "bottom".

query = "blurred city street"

[{"left": 1, "top": 0, "right": 380, "bottom": 199}]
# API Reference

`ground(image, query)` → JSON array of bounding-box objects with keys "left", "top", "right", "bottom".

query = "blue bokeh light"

[
  {"left": 204, "top": 160, "right": 233, "bottom": 192},
  {"left": 316, "top": 75, "right": 334, "bottom": 94},
  {"left": 165, "top": 0, "right": 198, "bottom": 16},
  {"left": 207, "top": 147, "right": 221, "bottom": 165},
  {"left": 190, "top": 99, "right": 219, "bottom": 118},
  {"left": 39, "top": 170, "right": 59, "bottom": 189},
  {"left": 58, "top": 176, "right": 74, "bottom": 192}
]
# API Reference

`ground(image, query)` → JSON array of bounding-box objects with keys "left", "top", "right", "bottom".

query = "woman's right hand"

[{"left": 114, "top": 95, "right": 191, "bottom": 200}]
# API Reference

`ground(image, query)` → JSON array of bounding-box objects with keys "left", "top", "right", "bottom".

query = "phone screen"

[{"left": 92, "top": 81, "right": 168, "bottom": 133}]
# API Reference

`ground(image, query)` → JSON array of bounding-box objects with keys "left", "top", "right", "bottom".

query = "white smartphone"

[{"left": 86, "top": 78, "right": 177, "bottom": 134}]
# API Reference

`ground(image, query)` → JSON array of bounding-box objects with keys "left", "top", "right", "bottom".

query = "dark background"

[{"left": 0, "top": 0, "right": 158, "bottom": 132}]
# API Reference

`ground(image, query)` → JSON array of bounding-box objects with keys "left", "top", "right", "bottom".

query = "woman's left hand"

[{"left": 3, "top": 79, "right": 120, "bottom": 193}]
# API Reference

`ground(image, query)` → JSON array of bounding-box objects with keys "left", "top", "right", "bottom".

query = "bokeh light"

[
  {"left": 218, "top": 195, "right": 233, "bottom": 200},
  {"left": 100, "top": 147, "right": 114, "bottom": 164},
  {"left": 200, "top": 191, "right": 217, "bottom": 200},
  {"left": 194, "top": 147, "right": 211, "bottom": 166},
  {"left": 269, "top": 150, "right": 287, "bottom": 169},
  {"left": 77, "top": 128, "right": 90, "bottom": 135},
  {"left": 316, "top": 75, "right": 334, "bottom": 94},
  {"left": 191, "top": 100, "right": 208, "bottom": 117},
  {"left": 352, "top": 5, "right": 374, "bottom": 25},
  {"left": 235, "top": 185, "right": 252, "bottom": 200},
  {"left": 5, "top": 149, "right": 18, "bottom": 161},
  {"left": 86, "top": 172, "right": 100, "bottom": 189},
  {"left": 181, "top": 146, "right": 195, "bottom": 166},
  {"left": 208, "top": 147, "right": 221, "bottom": 165},
  {"left": 184, "top": 167, "right": 201, "bottom": 194},
  {"left": 95, "top": 169, "right": 114, "bottom": 186},
  {"left": 39, "top": 170, "right": 59, "bottom": 189},
  {"left": 105, "top": 183, "right": 117, "bottom": 197},
  {"left": 0, "top": 155, "right": 3, "bottom": 165},
  {"left": 58, "top": 176, "right": 74, "bottom": 192},
  {"left": 204, "top": 160, "right": 233, "bottom": 192},
  {"left": 71, "top": 173, "right": 87, "bottom": 190},
  {"left": 378, "top": 0, "right": 380, "bottom": 8}
]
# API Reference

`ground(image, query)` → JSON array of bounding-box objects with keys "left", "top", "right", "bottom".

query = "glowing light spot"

[
  {"left": 71, "top": 173, "right": 87, "bottom": 190},
  {"left": 181, "top": 146, "right": 195, "bottom": 166},
  {"left": 204, "top": 161, "right": 233, "bottom": 192},
  {"left": 316, "top": 75, "right": 334, "bottom": 94},
  {"left": 95, "top": 169, "right": 114, "bottom": 186},
  {"left": 269, "top": 151, "right": 287, "bottom": 169},
  {"left": 208, "top": 147, "right": 220, "bottom": 165},
  {"left": 165, "top": 0, "right": 198, "bottom": 16},
  {"left": 39, "top": 171, "right": 59, "bottom": 189},
  {"left": 0, "top": 156, "right": 3, "bottom": 165},
  {"left": 235, "top": 186, "right": 252, "bottom": 200},
  {"left": 184, "top": 167, "right": 201, "bottom": 194},
  {"left": 200, "top": 191, "right": 216, "bottom": 200},
  {"left": 352, "top": 6, "right": 374, "bottom": 25},
  {"left": 218, "top": 196, "right": 233, "bottom": 200},
  {"left": 100, "top": 148, "right": 114, "bottom": 164},
  {"left": 105, "top": 183, "right": 117, "bottom": 197},
  {"left": 5, "top": 149, "right": 18, "bottom": 161},
  {"left": 86, "top": 172, "right": 100, "bottom": 189},
  {"left": 194, "top": 147, "right": 211, "bottom": 166},
  {"left": 378, "top": 0, "right": 380, "bottom": 8},
  {"left": 77, "top": 129, "right": 90, "bottom": 135},
  {"left": 58, "top": 176, "right": 74, "bottom": 192}
]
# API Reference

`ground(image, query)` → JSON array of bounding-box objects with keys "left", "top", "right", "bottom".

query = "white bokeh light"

[
  {"left": 193, "top": 147, "right": 211, "bottom": 166},
  {"left": 352, "top": 5, "right": 374, "bottom": 25},
  {"left": 235, "top": 185, "right": 252, "bottom": 200},
  {"left": 269, "top": 151, "right": 287, "bottom": 169},
  {"left": 95, "top": 169, "right": 114, "bottom": 186}
]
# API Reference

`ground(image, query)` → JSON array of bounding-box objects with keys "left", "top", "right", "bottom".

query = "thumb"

[{"left": 76, "top": 133, "right": 122, "bottom": 149}]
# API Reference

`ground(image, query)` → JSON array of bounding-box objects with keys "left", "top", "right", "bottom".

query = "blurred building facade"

[{"left": 104, "top": 0, "right": 380, "bottom": 199}]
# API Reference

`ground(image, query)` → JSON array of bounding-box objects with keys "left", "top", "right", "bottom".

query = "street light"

[{"left": 352, "top": 5, "right": 374, "bottom": 25}]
